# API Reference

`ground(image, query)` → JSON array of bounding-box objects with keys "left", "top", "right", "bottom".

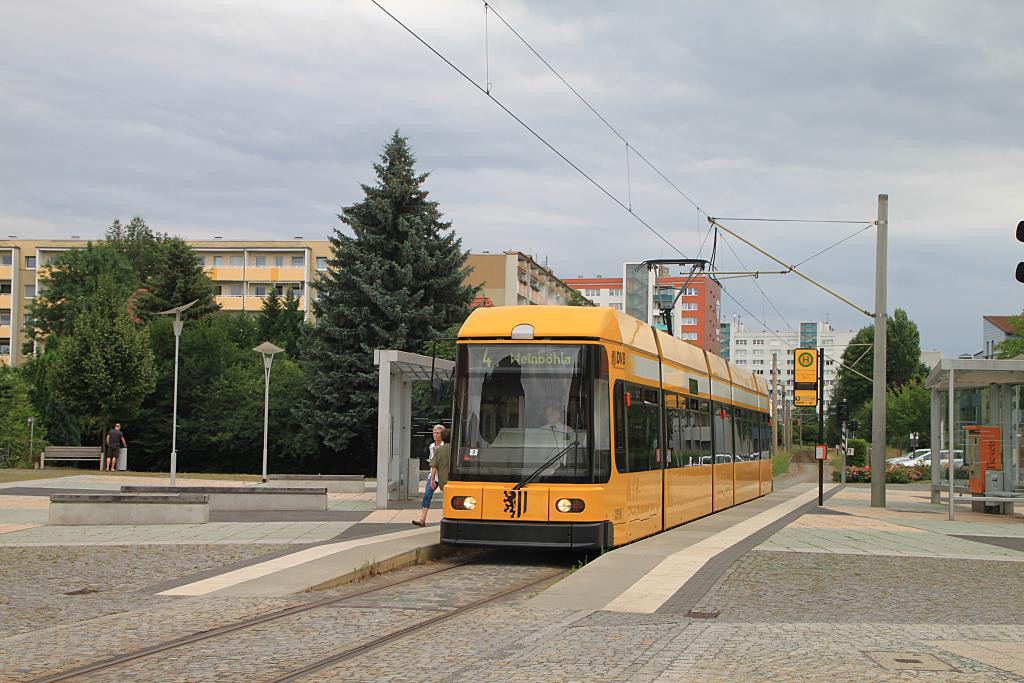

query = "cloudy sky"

[{"left": 2, "top": 1, "right": 1022, "bottom": 355}]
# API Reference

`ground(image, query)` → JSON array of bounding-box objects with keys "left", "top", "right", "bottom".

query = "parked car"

[
  {"left": 922, "top": 450, "right": 964, "bottom": 469},
  {"left": 887, "top": 448, "right": 931, "bottom": 465}
]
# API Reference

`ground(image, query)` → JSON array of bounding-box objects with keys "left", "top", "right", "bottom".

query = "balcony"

[
  {"left": 0, "top": 325, "right": 10, "bottom": 338},
  {"left": 0, "top": 294, "right": 11, "bottom": 309},
  {"left": 248, "top": 294, "right": 306, "bottom": 310},
  {"left": 0, "top": 264, "right": 11, "bottom": 279},
  {"left": 205, "top": 266, "right": 245, "bottom": 282},
  {"left": 215, "top": 295, "right": 246, "bottom": 311},
  {"left": 247, "top": 266, "right": 306, "bottom": 282}
]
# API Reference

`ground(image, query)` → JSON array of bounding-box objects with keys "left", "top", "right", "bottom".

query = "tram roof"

[{"left": 458, "top": 306, "right": 659, "bottom": 355}]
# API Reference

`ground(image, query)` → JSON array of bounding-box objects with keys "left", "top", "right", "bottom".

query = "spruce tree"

[
  {"left": 258, "top": 289, "right": 284, "bottom": 341},
  {"left": 137, "top": 238, "right": 219, "bottom": 319},
  {"left": 299, "top": 131, "right": 476, "bottom": 469}
]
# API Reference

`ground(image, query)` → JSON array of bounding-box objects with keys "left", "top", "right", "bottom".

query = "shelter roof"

[{"left": 925, "top": 357, "right": 1024, "bottom": 390}]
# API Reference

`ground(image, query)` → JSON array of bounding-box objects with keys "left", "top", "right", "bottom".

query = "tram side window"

[
  {"left": 614, "top": 381, "right": 627, "bottom": 473},
  {"left": 761, "top": 412, "right": 772, "bottom": 459},
  {"left": 713, "top": 402, "right": 734, "bottom": 462},
  {"left": 593, "top": 349, "right": 611, "bottom": 482},
  {"left": 681, "top": 398, "right": 712, "bottom": 466},
  {"left": 627, "top": 385, "right": 660, "bottom": 472},
  {"left": 734, "top": 408, "right": 754, "bottom": 462},
  {"left": 664, "top": 392, "right": 683, "bottom": 468}
]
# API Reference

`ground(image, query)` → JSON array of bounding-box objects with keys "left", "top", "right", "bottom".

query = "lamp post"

[
  {"left": 27, "top": 417, "right": 34, "bottom": 466},
  {"left": 157, "top": 300, "right": 198, "bottom": 486},
  {"left": 253, "top": 342, "right": 284, "bottom": 483}
]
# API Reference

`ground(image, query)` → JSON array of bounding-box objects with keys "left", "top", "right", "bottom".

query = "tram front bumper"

[{"left": 441, "top": 519, "right": 611, "bottom": 551}]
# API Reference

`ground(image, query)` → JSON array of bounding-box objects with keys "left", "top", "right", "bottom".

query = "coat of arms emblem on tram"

[{"left": 502, "top": 489, "right": 527, "bottom": 518}]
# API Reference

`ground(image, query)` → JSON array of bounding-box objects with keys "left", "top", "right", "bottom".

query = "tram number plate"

[{"left": 610, "top": 350, "right": 627, "bottom": 369}]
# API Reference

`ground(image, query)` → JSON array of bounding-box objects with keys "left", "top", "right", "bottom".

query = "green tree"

[
  {"left": 257, "top": 289, "right": 284, "bottom": 341},
  {"left": 278, "top": 290, "right": 306, "bottom": 356},
  {"left": 299, "top": 131, "right": 477, "bottom": 471},
  {"left": 137, "top": 238, "right": 218, "bottom": 319},
  {"left": 996, "top": 315, "right": 1024, "bottom": 358},
  {"left": 0, "top": 366, "right": 47, "bottom": 467},
  {"left": 827, "top": 308, "right": 925, "bottom": 443},
  {"left": 27, "top": 243, "right": 138, "bottom": 342},
  {"left": 105, "top": 216, "right": 168, "bottom": 283},
  {"left": 50, "top": 285, "right": 158, "bottom": 447},
  {"left": 22, "top": 340, "right": 85, "bottom": 447}
]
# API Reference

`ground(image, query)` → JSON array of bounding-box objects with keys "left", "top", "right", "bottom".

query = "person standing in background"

[{"left": 104, "top": 423, "right": 126, "bottom": 471}]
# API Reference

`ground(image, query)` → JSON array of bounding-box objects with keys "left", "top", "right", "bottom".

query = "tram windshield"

[{"left": 451, "top": 344, "right": 610, "bottom": 484}]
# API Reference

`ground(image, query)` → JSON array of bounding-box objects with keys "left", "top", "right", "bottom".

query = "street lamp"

[
  {"left": 26, "top": 417, "right": 33, "bottom": 466},
  {"left": 253, "top": 341, "right": 284, "bottom": 483},
  {"left": 157, "top": 299, "right": 198, "bottom": 486}
]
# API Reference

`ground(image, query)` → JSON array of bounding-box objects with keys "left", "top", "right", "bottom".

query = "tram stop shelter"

[
  {"left": 925, "top": 358, "right": 1024, "bottom": 519},
  {"left": 373, "top": 349, "right": 454, "bottom": 509}
]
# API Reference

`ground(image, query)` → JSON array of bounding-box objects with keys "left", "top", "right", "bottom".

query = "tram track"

[{"left": 31, "top": 552, "right": 568, "bottom": 683}]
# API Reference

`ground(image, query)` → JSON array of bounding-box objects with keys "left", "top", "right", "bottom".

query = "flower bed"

[{"left": 833, "top": 463, "right": 971, "bottom": 483}]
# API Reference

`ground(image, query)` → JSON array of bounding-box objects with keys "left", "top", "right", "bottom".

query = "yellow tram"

[{"left": 441, "top": 306, "right": 772, "bottom": 550}]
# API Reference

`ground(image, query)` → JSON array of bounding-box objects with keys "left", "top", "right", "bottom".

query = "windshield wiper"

[{"left": 513, "top": 440, "right": 580, "bottom": 490}]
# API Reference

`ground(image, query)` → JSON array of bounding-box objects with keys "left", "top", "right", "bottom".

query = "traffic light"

[
  {"left": 1017, "top": 221, "right": 1024, "bottom": 283},
  {"left": 835, "top": 400, "right": 849, "bottom": 422}
]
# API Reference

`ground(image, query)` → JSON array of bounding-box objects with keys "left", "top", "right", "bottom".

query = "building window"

[
  {"left": 680, "top": 302, "right": 697, "bottom": 310},
  {"left": 752, "top": 349, "right": 764, "bottom": 356},
  {"left": 611, "top": 303, "right": 622, "bottom": 310},
  {"left": 316, "top": 257, "right": 328, "bottom": 271},
  {"left": 254, "top": 285, "right": 267, "bottom": 296},
  {"left": 228, "top": 255, "right": 241, "bottom": 266},
  {"left": 274, "top": 255, "right": 284, "bottom": 267},
  {"left": 24, "top": 284, "right": 35, "bottom": 298},
  {"left": 681, "top": 287, "right": 697, "bottom": 296},
  {"left": 752, "top": 339, "right": 765, "bottom": 345},
  {"left": 823, "top": 338, "right": 834, "bottom": 345},
  {"left": 735, "top": 339, "right": 747, "bottom": 345},
  {"left": 608, "top": 288, "right": 622, "bottom": 296},
  {"left": 680, "top": 317, "right": 697, "bottom": 326},
  {"left": 197, "top": 255, "right": 206, "bottom": 266},
  {"left": 753, "top": 360, "right": 764, "bottom": 365},
  {"left": 213, "top": 285, "right": 222, "bottom": 295},
  {"left": 735, "top": 359, "right": 746, "bottom": 364},
  {"left": 681, "top": 332, "right": 697, "bottom": 340},
  {"left": 735, "top": 349, "right": 747, "bottom": 356},
  {"left": 25, "top": 256, "right": 36, "bottom": 269},
  {"left": 254, "top": 256, "right": 267, "bottom": 267},
  {"left": 0, "top": 283, "right": 10, "bottom": 294},
  {"left": 0, "top": 311, "right": 10, "bottom": 325},
  {"left": 0, "top": 253, "right": 10, "bottom": 265},
  {"left": 584, "top": 288, "right": 601, "bottom": 297},
  {"left": 213, "top": 255, "right": 223, "bottom": 267},
  {"left": 291, "top": 255, "right": 304, "bottom": 267}
]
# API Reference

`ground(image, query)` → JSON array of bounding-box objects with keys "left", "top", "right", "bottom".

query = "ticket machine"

[{"left": 965, "top": 426, "right": 1002, "bottom": 496}]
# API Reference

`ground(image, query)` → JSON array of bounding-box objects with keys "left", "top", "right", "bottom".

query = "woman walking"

[{"left": 413, "top": 424, "right": 449, "bottom": 527}]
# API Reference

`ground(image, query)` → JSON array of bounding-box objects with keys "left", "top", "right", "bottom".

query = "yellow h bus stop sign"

[{"left": 793, "top": 348, "right": 818, "bottom": 407}]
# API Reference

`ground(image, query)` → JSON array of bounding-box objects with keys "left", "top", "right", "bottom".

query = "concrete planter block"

[
  {"left": 120, "top": 486, "right": 328, "bottom": 511},
  {"left": 49, "top": 494, "right": 210, "bottom": 525},
  {"left": 266, "top": 474, "right": 366, "bottom": 493}
]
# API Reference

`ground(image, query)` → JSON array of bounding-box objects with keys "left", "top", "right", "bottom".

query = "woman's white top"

[{"left": 428, "top": 441, "right": 445, "bottom": 467}]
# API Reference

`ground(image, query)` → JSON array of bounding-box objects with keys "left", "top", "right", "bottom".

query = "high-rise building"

[
  {"left": 720, "top": 316, "right": 856, "bottom": 407},
  {"left": 563, "top": 270, "right": 721, "bottom": 353}
]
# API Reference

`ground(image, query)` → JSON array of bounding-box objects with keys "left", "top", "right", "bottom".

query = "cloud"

[{"left": 1, "top": 0, "right": 1022, "bottom": 354}]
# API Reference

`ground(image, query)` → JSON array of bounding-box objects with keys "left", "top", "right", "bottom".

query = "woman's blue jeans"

[{"left": 421, "top": 472, "right": 436, "bottom": 509}]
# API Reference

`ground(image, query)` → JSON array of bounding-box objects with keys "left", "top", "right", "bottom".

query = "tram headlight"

[
  {"left": 556, "top": 498, "right": 585, "bottom": 513},
  {"left": 452, "top": 496, "right": 477, "bottom": 510}
]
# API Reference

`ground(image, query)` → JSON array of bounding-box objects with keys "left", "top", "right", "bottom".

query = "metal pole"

[
  {"left": 29, "top": 418, "right": 34, "bottom": 466},
  {"left": 948, "top": 367, "right": 955, "bottom": 520},
  {"left": 870, "top": 194, "right": 888, "bottom": 507},
  {"left": 841, "top": 420, "right": 847, "bottom": 484},
  {"left": 770, "top": 353, "right": 778, "bottom": 456},
  {"left": 262, "top": 358, "right": 271, "bottom": 483},
  {"left": 170, "top": 318, "right": 182, "bottom": 486},
  {"left": 818, "top": 347, "right": 825, "bottom": 505}
]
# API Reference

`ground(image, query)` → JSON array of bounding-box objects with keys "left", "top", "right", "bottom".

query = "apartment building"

[
  {"left": 563, "top": 269, "right": 722, "bottom": 354},
  {"left": 464, "top": 251, "right": 586, "bottom": 308},
  {"left": 0, "top": 238, "right": 333, "bottom": 366},
  {"left": 720, "top": 317, "right": 856, "bottom": 407}
]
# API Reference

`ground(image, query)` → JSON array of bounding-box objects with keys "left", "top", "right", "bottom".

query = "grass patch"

[
  {"left": 0, "top": 468, "right": 263, "bottom": 484},
  {"left": 772, "top": 449, "right": 792, "bottom": 477}
]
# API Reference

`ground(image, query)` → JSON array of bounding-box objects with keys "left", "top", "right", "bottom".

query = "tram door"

[{"left": 622, "top": 384, "right": 663, "bottom": 542}]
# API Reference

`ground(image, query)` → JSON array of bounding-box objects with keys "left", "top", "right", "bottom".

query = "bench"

[
  {"left": 120, "top": 486, "right": 328, "bottom": 511},
  {"left": 265, "top": 474, "right": 365, "bottom": 493},
  {"left": 49, "top": 493, "right": 210, "bottom": 525},
  {"left": 41, "top": 446, "right": 103, "bottom": 469}
]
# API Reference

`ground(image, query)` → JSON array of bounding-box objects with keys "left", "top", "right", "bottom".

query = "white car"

[
  {"left": 922, "top": 451, "right": 964, "bottom": 469},
  {"left": 888, "top": 449, "right": 930, "bottom": 466}
]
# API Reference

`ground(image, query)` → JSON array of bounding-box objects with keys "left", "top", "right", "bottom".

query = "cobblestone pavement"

[
  {"left": 0, "top": 544, "right": 288, "bottom": 638},
  {"left": 8, "top": 483, "right": 1024, "bottom": 682}
]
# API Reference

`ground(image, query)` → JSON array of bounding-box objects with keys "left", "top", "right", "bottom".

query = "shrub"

[{"left": 847, "top": 438, "right": 868, "bottom": 467}]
